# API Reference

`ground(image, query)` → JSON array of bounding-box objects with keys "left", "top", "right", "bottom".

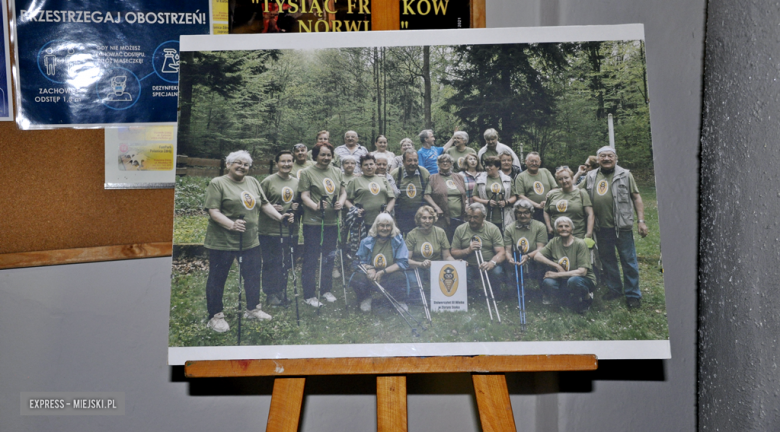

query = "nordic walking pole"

[
  {"left": 472, "top": 236, "right": 494, "bottom": 321},
  {"left": 237, "top": 214, "right": 245, "bottom": 346},
  {"left": 279, "top": 219, "right": 289, "bottom": 306},
  {"left": 479, "top": 247, "right": 502, "bottom": 323},
  {"left": 317, "top": 197, "right": 327, "bottom": 315},
  {"left": 357, "top": 263, "right": 422, "bottom": 336},
  {"left": 285, "top": 216, "right": 300, "bottom": 326},
  {"left": 498, "top": 191, "right": 506, "bottom": 235},
  {"left": 513, "top": 246, "right": 526, "bottom": 332},
  {"left": 333, "top": 194, "right": 347, "bottom": 306},
  {"left": 414, "top": 268, "right": 432, "bottom": 323}
]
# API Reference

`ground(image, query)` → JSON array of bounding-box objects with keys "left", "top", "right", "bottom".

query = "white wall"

[{"left": 0, "top": 0, "right": 704, "bottom": 430}]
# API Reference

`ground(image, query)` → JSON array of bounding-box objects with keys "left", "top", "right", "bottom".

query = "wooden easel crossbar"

[{"left": 185, "top": 355, "right": 597, "bottom": 432}]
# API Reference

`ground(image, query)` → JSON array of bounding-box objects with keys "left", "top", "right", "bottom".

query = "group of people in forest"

[{"left": 200, "top": 128, "right": 649, "bottom": 334}]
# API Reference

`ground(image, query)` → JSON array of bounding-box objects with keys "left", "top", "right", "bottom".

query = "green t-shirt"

[
  {"left": 203, "top": 175, "right": 267, "bottom": 251},
  {"left": 484, "top": 176, "right": 505, "bottom": 226},
  {"left": 390, "top": 167, "right": 430, "bottom": 213},
  {"left": 347, "top": 175, "right": 395, "bottom": 225},
  {"left": 371, "top": 238, "right": 395, "bottom": 270},
  {"left": 291, "top": 160, "right": 314, "bottom": 180},
  {"left": 504, "top": 219, "right": 548, "bottom": 255},
  {"left": 451, "top": 221, "right": 504, "bottom": 266},
  {"left": 538, "top": 236, "right": 596, "bottom": 285},
  {"left": 446, "top": 146, "right": 477, "bottom": 172},
  {"left": 343, "top": 173, "right": 360, "bottom": 185},
  {"left": 297, "top": 164, "right": 345, "bottom": 226},
  {"left": 405, "top": 226, "right": 451, "bottom": 261},
  {"left": 513, "top": 168, "right": 558, "bottom": 205},
  {"left": 258, "top": 173, "right": 298, "bottom": 237},
  {"left": 424, "top": 173, "right": 463, "bottom": 219},
  {"left": 591, "top": 170, "right": 640, "bottom": 229},
  {"left": 545, "top": 188, "right": 592, "bottom": 239}
]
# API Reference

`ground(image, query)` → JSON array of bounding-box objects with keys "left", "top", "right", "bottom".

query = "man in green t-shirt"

[
  {"left": 391, "top": 149, "right": 430, "bottom": 233},
  {"left": 504, "top": 199, "right": 549, "bottom": 284},
  {"left": 583, "top": 146, "right": 647, "bottom": 309},
  {"left": 451, "top": 203, "right": 506, "bottom": 293},
  {"left": 534, "top": 216, "right": 596, "bottom": 314},
  {"left": 291, "top": 143, "right": 315, "bottom": 179}
]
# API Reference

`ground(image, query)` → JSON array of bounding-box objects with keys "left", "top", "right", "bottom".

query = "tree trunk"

[{"left": 423, "top": 46, "right": 432, "bottom": 129}]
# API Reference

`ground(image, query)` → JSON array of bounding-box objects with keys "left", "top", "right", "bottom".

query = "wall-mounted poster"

[
  {"left": 104, "top": 125, "right": 177, "bottom": 189},
  {"left": 12, "top": 0, "right": 210, "bottom": 129},
  {"left": 1, "top": 0, "right": 13, "bottom": 121},
  {"left": 168, "top": 26, "right": 671, "bottom": 364}
]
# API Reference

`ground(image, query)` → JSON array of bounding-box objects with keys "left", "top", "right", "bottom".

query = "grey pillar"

[{"left": 699, "top": 0, "right": 780, "bottom": 430}]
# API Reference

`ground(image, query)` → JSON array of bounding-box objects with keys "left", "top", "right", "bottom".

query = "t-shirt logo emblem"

[
  {"left": 558, "top": 257, "right": 570, "bottom": 271},
  {"left": 282, "top": 187, "right": 293, "bottom": 203},
  {"left": 597, "top": 179, "right": 609, "bottom": 196},
  {"left": 490, "top": 183, "right": 502, "bottom": 193},
  {"left": 240, "top": 191, "right": 256, "bottom": 210},
  {"left": 369, "top": 182, "right": 380, "bottom": 195},
  {"left": 373, "top": 254, "right": 387, "bottom": 269},
  {"left": 518, "top": 237, "right": 529, "bottom": 253},
  {"left": 406, "top": 183, "right": 417, "bottom": 198},
  {"left": 421, "top": 242, "right": 433, "bottom": 258},
  {"left": 556, "top": 200, "right": 568, "bottom": 213},
  {"left": 446, "top": 180, "right": 456, "bottom": 189},
  {"left": 533, "top": 181, "right": 544, "bottom": 195},
  {"left": 323, "top": 178, "right": 336, "bottom": 195}
]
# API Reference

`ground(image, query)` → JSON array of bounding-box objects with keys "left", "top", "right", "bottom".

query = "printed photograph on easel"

[{"left": 168, "top": 26, "right": 670, "bottom": 363}]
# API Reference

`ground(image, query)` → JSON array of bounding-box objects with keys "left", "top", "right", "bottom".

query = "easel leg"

[
  {"left": 377, "top": 375, "right": 407, "bottom": 432},
  {"left": 266, "top": 377, "right": 306, "bottom": 432},
  {"left": 472, "top": 373, "right": 517, "bottom": 432}
]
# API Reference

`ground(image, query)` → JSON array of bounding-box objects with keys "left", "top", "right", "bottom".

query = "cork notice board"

[{"left": 0, "top": 0, "right": 485, "bottom": 270}]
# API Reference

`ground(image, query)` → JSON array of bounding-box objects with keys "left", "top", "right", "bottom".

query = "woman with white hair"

[
  {"left": 534, "top": 216, "right": 596, "bottom": 313},
  {"left": 203, "top": 150, "right": 292, "bottom": 333},
  {"left": 351, "top": 213, "right": 411, "bottom": 312},
  {"left": 445, "top": 131, "right": 476, "bottom": 173}
]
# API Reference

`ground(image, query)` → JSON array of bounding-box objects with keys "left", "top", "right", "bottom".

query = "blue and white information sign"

[
  {"left": 12, "top": 0, "right": 209, "bottom": 129},
  {"left": 1, "top": 0, "right": 13, "bottom": 121}
]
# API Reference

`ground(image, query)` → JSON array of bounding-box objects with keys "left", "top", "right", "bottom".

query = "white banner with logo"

[{"left": 429, "top": 260, "right": 468, "bottom": 312}]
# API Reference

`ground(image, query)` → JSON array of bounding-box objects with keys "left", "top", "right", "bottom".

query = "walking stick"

[
  {"left": 498, "top": 191, "right": 505, "bottom": 234},
  {"left": 317, "top": 198, "right": 327, "bottom": 315},
  {"left": 471, "top": 236, "right": 494, "bottom": 321},
  {"left": 237, "top": 214, "right": 245, "bottom": 346},
  {"left": 333, "top": 194, "right": 347, "bottom": 306},
  {"left": 284, "top": 216, "right": 300, "bottom": 326},
  {"left": 513, "top": 246, "right": 526, "bottom": 332},
  {"left": 414, "top": 268, "right": 432, "bottom": 323},
  {"left": 356, "top": 263, "right": 422, "bottom": 337},
  {"left": 278, "top": 220, "right": 289, "bottom": 306},
  {"left": 473, "top": 236, "right": 501, "bottom": 323}
]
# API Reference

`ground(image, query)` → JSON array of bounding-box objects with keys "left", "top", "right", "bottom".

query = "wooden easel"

[{"left": 185, "top": 355, "right": 597, "bottom": 431}]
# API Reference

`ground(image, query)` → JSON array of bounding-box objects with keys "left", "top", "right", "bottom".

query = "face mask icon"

[{"left": 105, "top": 75, "right": 132, "bottom": 102}]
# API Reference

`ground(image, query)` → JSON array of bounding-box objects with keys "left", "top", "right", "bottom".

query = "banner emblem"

[
  {"left": 438, "top": 264, "right": 459, "bottom": 297},
  {"left": 240, "top": 191, "right": 256, "bottom": 210}
]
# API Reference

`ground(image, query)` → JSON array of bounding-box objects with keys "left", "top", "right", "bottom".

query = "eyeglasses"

[{"left": 232, "top": 161, "right": 252, "bottom": 168}]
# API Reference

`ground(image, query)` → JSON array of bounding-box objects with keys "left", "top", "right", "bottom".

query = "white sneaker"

[
  {"left": 267, "top": 294, "right": 282, "bottom": 306},
  {"left": 244, "top": 307, "right": 272, "bottom": 321},
  {"left": 360, "top": 298, "right": 372, "bottom": 312},
  {"left": 323, "top": 292, "right": 337, "bottom": 303},
  {"left": 332, "top": 268, "right": 341, "bottom": 278},
  {"left": 398, "top": 302, "right": 409, "bottom": 312},
  {"left": 207, "top": 312, "right": 230, "bottom": 333},
  {"left": 305, "top": 297, "right": 323, "bottom": 307}
]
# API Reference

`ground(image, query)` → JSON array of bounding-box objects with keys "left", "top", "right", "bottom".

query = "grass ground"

[{"left": 169, "top": 181, "right": 668, "bottom": 347}]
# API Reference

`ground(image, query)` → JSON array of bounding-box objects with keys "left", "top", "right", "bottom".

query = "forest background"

[{"left": 176, "top": 40, "right": 653, "bottom": 179}]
